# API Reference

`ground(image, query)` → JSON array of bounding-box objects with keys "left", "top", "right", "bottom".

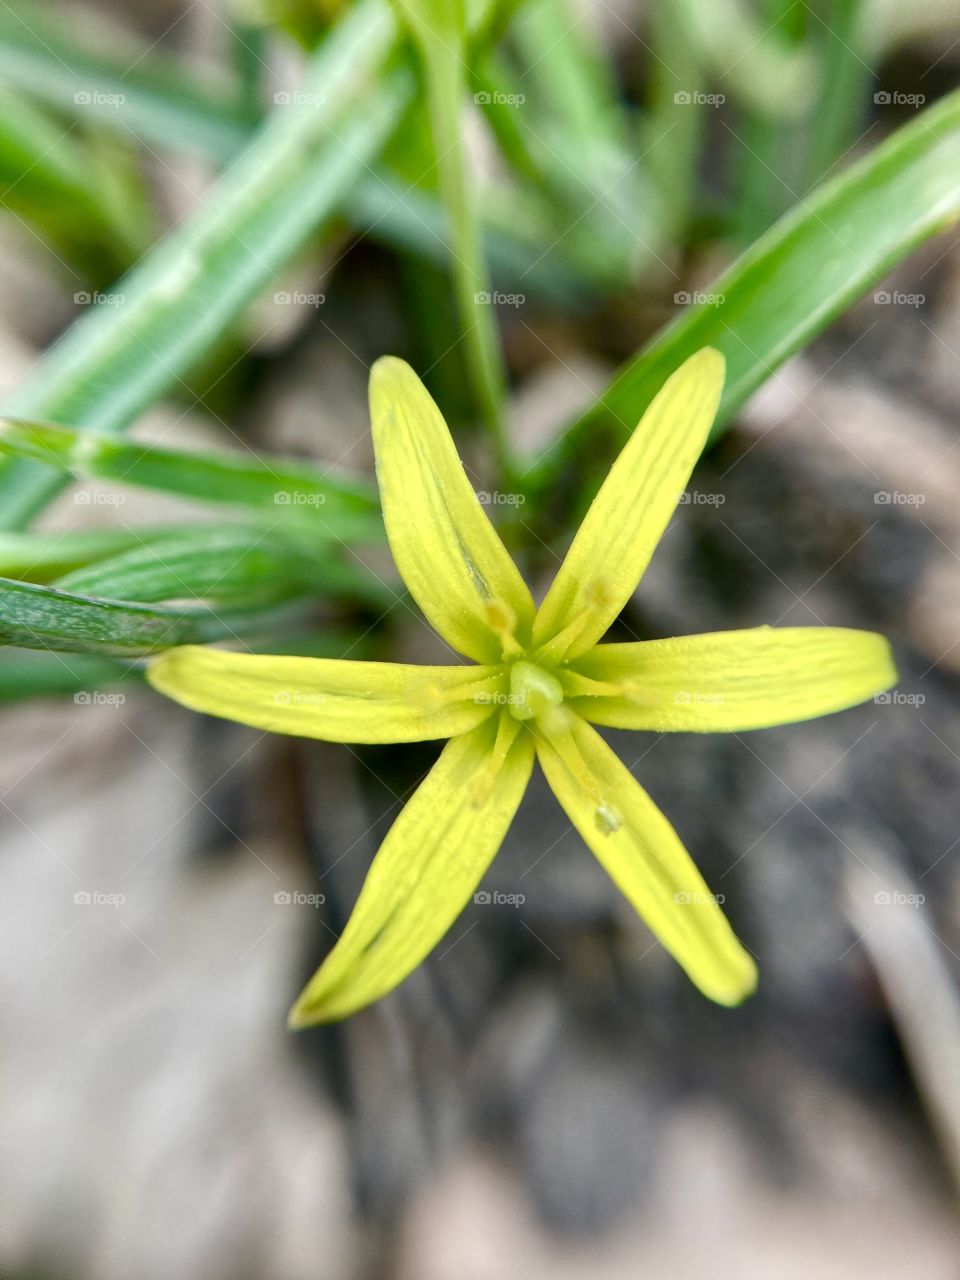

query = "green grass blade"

[
  {"left": 54, "top": 527, "right": 394, "bottom": 609},
  {"left": 0, "top": 3, "right": 596, "bottom": 298},
  {"left": 55, "top": 528, "right": 318, "bottom": 604},
  {"left": 526, "top": 89, "right": 960, "bottom": 493},
  {"left": 508, "top": 0, "right": 663, "bottom": 276},
  {"left": 643, "top": 0, "right": 705, "bottom": 236},
  {"left": 0, "top": 0, "right": 406, "bottom": 531},
  {"left": 0, "top": 86, "right": 146, "bottom": 267},
  {"left": 0, "top": 577, "right": 312, "bottom": 656},
  {"left": 675, "top": 0, "right": 815, "bottom": 118},
  {"left": 0, "top": 418, "right": 382, "bottom": 539},
  {"left": 0, "top": 528, "right": 164, "bottom": 581},
  {"left": 805, "top": 0, "right": 870, "bottom": 187},
  {"left": 0, "top": 0, "right": 253, "bottom": 160},
  {"left": 346, "top": 173, "right": 584, "bottom": 300}
]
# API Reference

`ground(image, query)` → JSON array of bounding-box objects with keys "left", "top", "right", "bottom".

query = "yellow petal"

[
  {"left": 532, "top": 348, "right": 725, "bottom": 660},
  {"left": 288, "top": 715, "right": 533, "bottom": 1024},
  {"left": 569, "top": 627, "right": 897, "bottom": 731},
  {"left": 370, "top": 356, "right": 535, "bottom": 662},
  {"left": 148, "top": 645, "right": 502, "bottom": 743},
  {"left": 535, "top": 715, "right": 756, "bottom": 1005}
]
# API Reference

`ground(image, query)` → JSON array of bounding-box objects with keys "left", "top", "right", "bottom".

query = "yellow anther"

[
  {"left": 584, "top": 579, "right": 611, "bottom": 611},
  {"left": 484, "top": 598, "right": 524, "bottom": 658}
]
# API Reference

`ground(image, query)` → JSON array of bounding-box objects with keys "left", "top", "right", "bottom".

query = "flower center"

[{"left": 508, "top": 660, "right": 564, "bottom": 723}]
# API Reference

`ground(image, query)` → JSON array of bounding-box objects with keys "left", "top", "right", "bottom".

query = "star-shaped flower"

[{"left": 148, "top": 349, "right": 896, "bottom": 1025}]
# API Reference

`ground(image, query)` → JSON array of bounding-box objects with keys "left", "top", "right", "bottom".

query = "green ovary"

[{"left": 508, "top": 659, "right": 564, "bottom": 723}]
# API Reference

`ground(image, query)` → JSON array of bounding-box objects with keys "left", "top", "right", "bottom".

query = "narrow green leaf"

[
  {"left": 347, "top": 173, "right": 585, "bottom": 300},
  {"left": 0, "top": 0, "right": 254, "bottom": 159},
  {"left": 0, "top": 1, "right": 597, "bottom": 298},
  {"left": 54, "top": 527, "right": 394, "bottom": 610},
  {"left": 528, "top": 89, "right": 960, "bottom": 493},
  {"left": 392, "top": 0, "right": 510, "bottom": 471},
  {"left": 806, "top": 0, "right": 870, "bottom": 186},
  {"left": 643, "top": 0, "right": 705, "bottom": 235},
  {"left": 0, "top": 85, "right": 146, "bottom": 266},
  {"left": 0, "top": 0, "right": 407, "bottom": 531},
  {"left": 729, "top": 0, "right": 809, "bottom": 244},
  {"left": 675, "top": 0, "right": 815, "bottom": 118},
  {"left": 0, "top": 528, "right": 161, "bottom": 582},
  {"left": 0, "top": 578, "right": 309, "bottom": 656},
  {"left": 508, "top": 0, "right": 663, "bottom": 276},
  {"left": 55, "top": 528, "right": 317, "bottom": 604},
  {"left": 0, "top": 418, "right": 382, "bottom": 539}
]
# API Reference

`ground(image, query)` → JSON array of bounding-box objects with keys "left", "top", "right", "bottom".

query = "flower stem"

[{"left": 423, "top": 49, "right": 512, "bottom": 482}]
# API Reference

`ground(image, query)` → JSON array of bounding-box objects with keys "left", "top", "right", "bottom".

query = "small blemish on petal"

[
  {"left": 584, "top": 579, "right": 611, "bottom": 610},
  {"left": 596, "top": 802, "right": 622, "bottom": 835}
]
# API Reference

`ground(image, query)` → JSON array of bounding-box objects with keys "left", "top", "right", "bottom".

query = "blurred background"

[{"left": 1, "top": 0, "right": 960, "bottom": 1276}]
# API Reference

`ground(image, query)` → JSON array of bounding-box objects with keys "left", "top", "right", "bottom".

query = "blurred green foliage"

[{"left": 0, "top": 0, "right": 957, "bottom": 696}]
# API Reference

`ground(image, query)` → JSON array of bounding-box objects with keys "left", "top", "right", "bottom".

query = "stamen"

[
  {"left": 560, "top": 670, "right": 663, "bottom": 709},
  {"left": 539, "top": 717, "right": 622, "bottom": 836},
  {"left": 406, "top": 671, "right": 504, "bottom": 715},
  {"left": 559, "top": 671, "right": 624, "bottom": 700},
  {"left": 471, "top": 714, "right": 522, "bottom": 807},
  {"left": 484, "top": 598, "right": 525, "bottom": 658},
  {"left": 618, "top": 679, "right": 663, "bottom": 708},
  {"left": 544, "top": 724, "right": 600, "bottom": 804},
  {"left": 535, "top": 580, "right": 610, "bottom": 664}
]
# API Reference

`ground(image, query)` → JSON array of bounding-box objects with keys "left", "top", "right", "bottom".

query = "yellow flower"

[{"left": 148, "top": 349, "right": 897, "bottom": 1025}]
